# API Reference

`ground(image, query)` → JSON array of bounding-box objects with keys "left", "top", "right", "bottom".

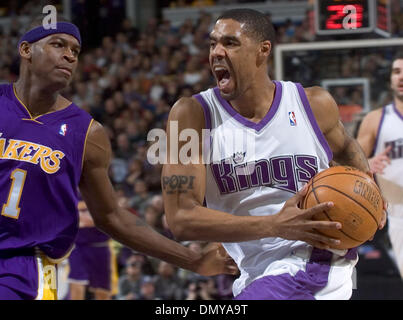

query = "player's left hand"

[{"left": 193, "top": 242, "right": 239, "bottom": 276}]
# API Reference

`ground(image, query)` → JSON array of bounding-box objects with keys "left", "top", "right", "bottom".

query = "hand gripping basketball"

[{"left": 272, "top": 185, "right": 342, "bottom": 250}]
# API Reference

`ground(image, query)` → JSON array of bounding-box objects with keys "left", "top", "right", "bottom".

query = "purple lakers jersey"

[
  {"left": 76, "top": 227, "right": 110, "bottom": 245},
  {"left": 0, "top": 84, "right": 93, "bottom": 260}
]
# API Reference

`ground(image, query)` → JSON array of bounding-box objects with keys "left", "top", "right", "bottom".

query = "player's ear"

[
  {"left": 257, "top": 40, "right": 271, "bottom": 65},
  {"left": 19, "top": 41, "right": 32, "bottom": 60}
]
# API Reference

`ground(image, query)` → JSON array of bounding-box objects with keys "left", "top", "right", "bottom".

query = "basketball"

[{"left": 302, "top": 166, "right": 384, "bottom": 250}]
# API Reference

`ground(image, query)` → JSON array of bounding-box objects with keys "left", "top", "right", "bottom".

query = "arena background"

[{"left": 1, "top": 0, "right": 403, "bottom": 300}]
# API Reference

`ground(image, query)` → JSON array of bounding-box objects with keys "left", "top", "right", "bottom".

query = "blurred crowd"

[{"left": 1, "top": 0, "right": 403, "bottom": 300}]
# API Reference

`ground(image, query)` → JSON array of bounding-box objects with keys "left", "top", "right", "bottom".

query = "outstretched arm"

[{"left": 79, "top": 120, "right": 237, "bottom": 276}]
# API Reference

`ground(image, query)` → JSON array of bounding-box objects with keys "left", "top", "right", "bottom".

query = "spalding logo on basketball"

[{"left": 302, "top": 166, "right": 384, "bottom": 249}]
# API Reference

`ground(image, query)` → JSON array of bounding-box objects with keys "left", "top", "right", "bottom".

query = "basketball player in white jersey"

[
  {"left": 162, "top": 9, "right": 386, "bottom": 300},
  {"left": 357, "top": 52, "right": 403, "bottom": 279}
]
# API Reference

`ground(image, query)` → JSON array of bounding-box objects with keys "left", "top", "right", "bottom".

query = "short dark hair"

[{"left": 216, "top": 8, "right": 276, "bottom": 45}]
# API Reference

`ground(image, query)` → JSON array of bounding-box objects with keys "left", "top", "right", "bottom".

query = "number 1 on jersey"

[{"left": 1, "top": 169, "right": 27, "bottom": 219}]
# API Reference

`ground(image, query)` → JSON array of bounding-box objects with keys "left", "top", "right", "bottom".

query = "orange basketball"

[{"left": 301, "top": 166, "right": 384, "bottom": 250}]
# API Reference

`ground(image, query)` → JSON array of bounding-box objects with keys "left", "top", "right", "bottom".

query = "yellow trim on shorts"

[
  {"left": 109, "top": 240, "right": 119, "bottom": 296},
  {"left": 35, "top": 251, "right": 58, "bottom": 300}
]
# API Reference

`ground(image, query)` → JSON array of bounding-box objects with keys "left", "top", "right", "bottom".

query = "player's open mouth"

[{"left": 214, "top": 66, "right": 231, "bottom": 90}]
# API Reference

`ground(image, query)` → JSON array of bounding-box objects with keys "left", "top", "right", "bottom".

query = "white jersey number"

[{"left": 1, "top": 169, "right": 27, "bottom": 219}]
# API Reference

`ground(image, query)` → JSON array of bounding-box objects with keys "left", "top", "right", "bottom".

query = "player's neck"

[
  {"left": 14, "top": 78, "right": 64, "bottom": 117},
  {"left": 230, "top": 78, "right": 275, "bottom": 122}
]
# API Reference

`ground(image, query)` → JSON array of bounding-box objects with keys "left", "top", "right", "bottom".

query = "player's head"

[
  {"left": 391, "top": 51, "right": 403, "bottom": 101},
  {"left": 209, "top": 8, "right": 275, "bottom": 100},
  {"left": 18, "top": 15, "right": 81, "bottom": 90}
]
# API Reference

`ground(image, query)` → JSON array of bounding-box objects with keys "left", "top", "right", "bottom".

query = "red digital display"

[
  {"left": 325, "top": 5, "right": 364, "bottom": 30},
  {"left": 376, "top": 0, "right": 390, "bottom": 33},
  {"left": 315, "top": 0, "right": 371, "bottom": 35}
]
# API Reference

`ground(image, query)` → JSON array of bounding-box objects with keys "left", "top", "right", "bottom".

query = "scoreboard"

[{"left": 315, "top": 0, "right": 391, "bottom": 36}]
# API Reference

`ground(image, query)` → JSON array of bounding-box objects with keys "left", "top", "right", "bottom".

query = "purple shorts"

[
  {"left": 0, "top": 249, "right": 57, "bottom": 300},
  {"left": 234, "top": 248, "right": 356, "bottom": 300},
  {"left": 68, "top": 243, "right": 112, "bottom": 291}
]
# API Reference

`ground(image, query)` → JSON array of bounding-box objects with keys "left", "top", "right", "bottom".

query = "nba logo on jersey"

[
  {"left": 59, "top": 124, "right": 67, "bottom": 136},
  {"left": 288, "top": 112, "right": 297, "bottom": 126}
]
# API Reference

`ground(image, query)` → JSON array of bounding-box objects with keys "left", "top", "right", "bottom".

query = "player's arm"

[
  {"left": 356, "top": 109, "right": 391, "bottom": 174},
  {"left": 162, "top": 97, "right": 340, "bottom": 249},
  {"left": 306, "top": 86, "right": 370, "bottom": 173},
  {"left": 79, "top": 120, "right": 237, "bottom": 276},
  {"left": 306, "top": 87, "right": 386, "bottom": 228}
]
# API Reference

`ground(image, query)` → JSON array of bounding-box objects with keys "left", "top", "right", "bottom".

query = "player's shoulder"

[
  {"left": 86, "top": 119, "right": 107, "bottom": 139},
  {"left": 67, "top": 100, "right": 93, "bottom": 119},
  {"left": 171, "top": 96, "right": 203, "bottom": 115},
  {"left": 303, "top": 85, "right": 338, "bottom": 116},
  {"left": 169, "top": 96, "right": 205, "bottom": 128},
  {"left": 360, "top": 107, "right": 384, "bottom": 127},
  {"left": 304, "top": 86, "right": 333, "bottom": 103},
  {"left": 83, "top": 119, "right": 111, "bottom": 167}
]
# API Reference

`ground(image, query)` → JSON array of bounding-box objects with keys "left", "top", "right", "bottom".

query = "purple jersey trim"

[
  {"left": 193, "top": 93, "right": 212, "bottom": 130},
  {"left": 370, "top": 106, "right": 386, "bottom": 158},
  {"left": 392, "top": 102, "right": 403, "bottom": 121},
  {"left": 234, "top": 248, "right": 332, "bottom": 300},
  {"left": 344, "top": 247, "right": 358, "bottom": 260},
  {"left": 295, "top": 83, "right": 333, "bottom": 163},
  {"left": 193, "top": 93, "right": 212, "bottom": 164},
  {"left": 212, "top": 81, "right": 282, "bottom": 132}
]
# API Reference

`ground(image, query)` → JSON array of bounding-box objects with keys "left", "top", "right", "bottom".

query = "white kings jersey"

[
  {"left": 372, "top": 103, "right": 403, "bottom": 219},
  {"left": 194, "top": 80, "right": 334, "bottom": 296}
]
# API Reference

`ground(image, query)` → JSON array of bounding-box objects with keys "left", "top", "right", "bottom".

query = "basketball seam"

[
  {"left": 313, "top": 172, "right": 382, "bottom": 194},
  {"left": 310, "top": 180, "right": 365, "bottom": 243},
  {"left": 314, "top": 184, "right": 379, "bottom": 227}
]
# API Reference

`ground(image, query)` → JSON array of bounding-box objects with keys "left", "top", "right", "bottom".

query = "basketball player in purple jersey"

[
  {"left": 357, "top": 52, "right": 403, "bottom": 279},
  {"left": 0, "top": 17, "right": 237, "bottom": 300},
  {"left": 68, "top": 200, "right": 117, "bottom": 300},
  {"left": 162, "top": 9, "right": 386, "bottom": 299}
]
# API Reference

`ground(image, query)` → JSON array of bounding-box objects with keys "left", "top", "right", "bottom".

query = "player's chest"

[{"left": 0, "top": 117, "right": 76, "bottom": 174}]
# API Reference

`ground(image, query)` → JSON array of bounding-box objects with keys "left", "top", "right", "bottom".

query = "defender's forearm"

[{"left": 95, "top": 208, "right": 200, "bottom": 272}]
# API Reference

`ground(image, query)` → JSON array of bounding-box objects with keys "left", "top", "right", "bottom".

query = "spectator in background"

[
  {"left": 116, "top": 255, "right": 147, "bottom": 300},
  {"left": 154, "top": 261, "right": 185, "bottom": 299},
  {"left": 125, "top": 157, "right": 144, "bottom": 187},
  {"left": 138, "top": 276, "right": 161, "bottom": 300},
  {"left": 129, "top": 179, "right": 153, "bottom": 216}
]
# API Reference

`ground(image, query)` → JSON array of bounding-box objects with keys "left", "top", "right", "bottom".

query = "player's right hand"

[
  {"left": 271, "top": 185, "right": 342, "bottom": 250},
  {"left": 369, "top": 146, "right": 392, "bottom": 174},
  {"left": 193, "top": 242, "right": 239, "bottom": 276}
]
